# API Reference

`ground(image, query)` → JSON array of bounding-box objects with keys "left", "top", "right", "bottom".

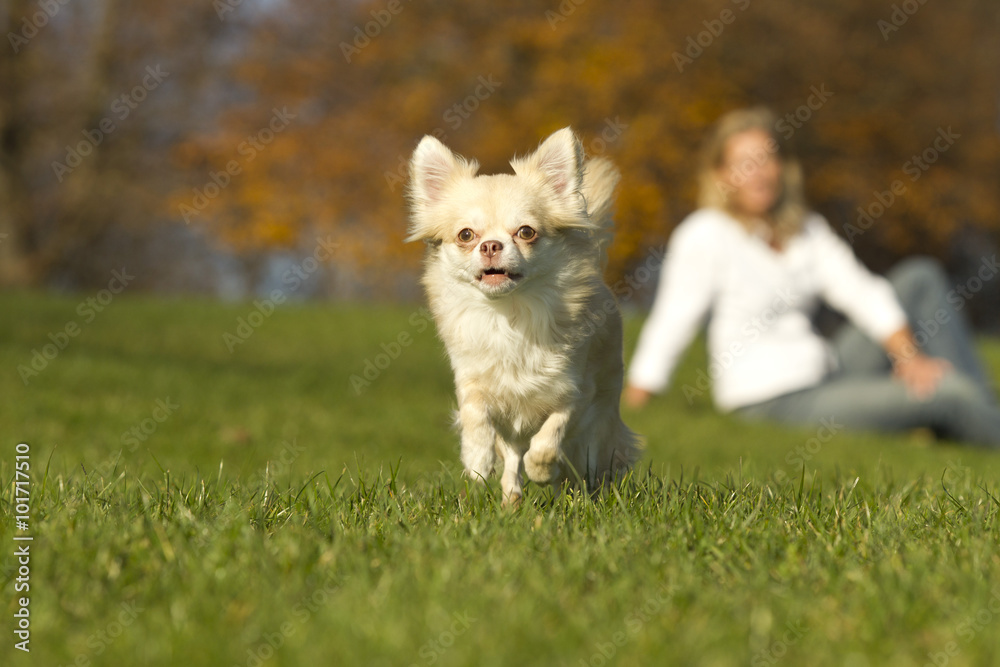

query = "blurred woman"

[{"left": 625, "top": 107, "right": 1000, "bottom": 447}]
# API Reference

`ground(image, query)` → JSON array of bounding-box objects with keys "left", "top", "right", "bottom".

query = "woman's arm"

[
  {"left": 625, "top": 216, "right": 719, "bottom": 408},
  {"left": 813, "top": 217, "right": 909, "bottom": 344},
  {"left": 811, "top": 218, "right": 953, "bottom": 400}
]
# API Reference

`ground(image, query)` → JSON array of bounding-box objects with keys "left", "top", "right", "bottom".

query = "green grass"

[{"left": 2, "top": 292, "right": 1000, "bottom": 666}]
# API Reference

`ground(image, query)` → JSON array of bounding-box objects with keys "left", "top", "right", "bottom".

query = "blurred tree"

[
  {"left": 0, "top": 0, "right": 226, "bottom": 287},
  {"left": 171, "top": 0, "right": 999, "bottom": 307},
  {"left": 3, "top": 0, "right": 998, "bottom": 326}
]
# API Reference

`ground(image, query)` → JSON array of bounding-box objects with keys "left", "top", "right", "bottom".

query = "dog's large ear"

[
  {"left": 407, "top": 135, "right": 478, "bottom": 242},
  {"left": 511, "top": 127, "right": 585, "bottom": 221}
]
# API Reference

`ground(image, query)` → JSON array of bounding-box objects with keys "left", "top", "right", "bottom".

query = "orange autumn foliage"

[{"left": 169, "top": 0, "right": 1000, "bottom": 297}]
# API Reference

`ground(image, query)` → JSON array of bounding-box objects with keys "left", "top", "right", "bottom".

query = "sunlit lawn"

[{"left": 2, "top": 292, "right": 999, "bottom": 666}]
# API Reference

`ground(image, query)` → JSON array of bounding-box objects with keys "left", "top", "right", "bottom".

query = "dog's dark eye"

[
  {"left": 457, "top": 229, "right": 475, "bottom": 243},
  {"left": 516, "top": 226, "right": 536, "bottom": 241}
]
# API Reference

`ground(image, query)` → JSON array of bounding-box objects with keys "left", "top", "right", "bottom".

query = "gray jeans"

[{"left": 738, "top": 257, "right": 1000, "bottom": 448}]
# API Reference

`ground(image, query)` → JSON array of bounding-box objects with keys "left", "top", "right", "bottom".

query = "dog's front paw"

[
  {"left": 523, "top": 447, "right": 560, "bottom": 484},
  {"left": 501, "top": 490, "right": 523, "bottom": 509}
]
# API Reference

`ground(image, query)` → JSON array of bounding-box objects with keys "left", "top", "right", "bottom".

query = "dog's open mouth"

[{"left": 478, "top": 267, "right": 523, "bottom": 287}]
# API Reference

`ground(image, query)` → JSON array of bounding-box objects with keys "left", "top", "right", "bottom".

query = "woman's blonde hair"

[{"left": 697, "top": 107, "right": 807, "bottom": 245}]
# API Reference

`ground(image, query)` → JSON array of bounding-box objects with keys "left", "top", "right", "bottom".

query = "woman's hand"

[
  {"left": 892, "top": 354, "right": 952, "bottom": 401},
  {"left": 883, "top": 326, "right": 952, "bottom": 400},
  {"left": 624, "top": 384, "right": 654, "bottom": 409}
]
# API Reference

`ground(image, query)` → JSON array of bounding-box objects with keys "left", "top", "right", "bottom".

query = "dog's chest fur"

[{"left": 436, "top": 292, "right": 584, "bottom": 437}]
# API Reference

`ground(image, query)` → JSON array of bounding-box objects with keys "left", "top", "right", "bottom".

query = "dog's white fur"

[{"left": 407, "top": 127, "right": 641, "bottom": 505}]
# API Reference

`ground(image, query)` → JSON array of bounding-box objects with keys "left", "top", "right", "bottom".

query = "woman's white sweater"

[{"left": 627, "top": 208, "right": 907, "bottom": 411}]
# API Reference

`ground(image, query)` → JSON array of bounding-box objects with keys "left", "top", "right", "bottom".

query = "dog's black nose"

[{"left": 480, "top": 240, "right": 503, "bottom": 258}]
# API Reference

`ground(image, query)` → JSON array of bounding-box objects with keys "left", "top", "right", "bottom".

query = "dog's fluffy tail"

[{"left": 581, "top": 157, "right": 621, "bottom": 268}]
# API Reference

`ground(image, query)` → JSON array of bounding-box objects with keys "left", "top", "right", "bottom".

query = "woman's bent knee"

[
  {"left": 888, "top": 256, "right": 948, "bottom": 292},
  {"left": 932, "top": 371, "right": 989, "bottom": 409}
]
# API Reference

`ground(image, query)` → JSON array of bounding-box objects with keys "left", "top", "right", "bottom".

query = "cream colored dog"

[{"left": 407, "top": 127, "right": 640, "bottom": 505}]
